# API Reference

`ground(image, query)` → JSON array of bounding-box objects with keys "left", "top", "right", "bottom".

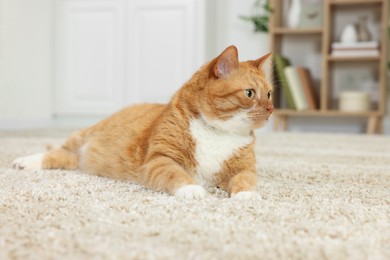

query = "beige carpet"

[{"left": 1, "top": 130, "right": 390, "bottom": 259}]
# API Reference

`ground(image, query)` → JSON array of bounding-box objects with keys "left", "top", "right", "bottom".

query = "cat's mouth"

[{"left": 247, "top": 109, "right": 272, "bottom": 126}]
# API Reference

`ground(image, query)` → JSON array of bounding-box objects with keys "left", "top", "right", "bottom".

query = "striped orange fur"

[{"left": 14, "top": 46, "right": 273, "bottom": 199}]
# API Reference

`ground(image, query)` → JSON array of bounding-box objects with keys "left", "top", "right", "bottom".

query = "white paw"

[
  {"left": 12, "top": 153, "right": 44, "bottom": 170},
  {"left": 232, "top": 191, "right": 261, "bottom": 200},
  {"left": 174, "top": 185, "right": 206, "bottom": 199}
]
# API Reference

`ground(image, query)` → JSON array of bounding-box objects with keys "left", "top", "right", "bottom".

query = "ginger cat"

[{"left": 13, "top": 46, "right": 274, "bottom": 199}]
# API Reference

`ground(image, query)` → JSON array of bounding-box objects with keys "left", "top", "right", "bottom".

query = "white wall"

[{"left": 0, "top": 0, "right": 53, "bottom": 128}]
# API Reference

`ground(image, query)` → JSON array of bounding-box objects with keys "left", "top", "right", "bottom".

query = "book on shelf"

[
  {"left": 330, "top": 41, "right": 380, "bottom": 57},
  {"left": 296, "top": 67, "right": 318, "bottom": 110},
  {"left": 331, "top": 41, "right": 379, "bottom": 49},
  {"left": 273, "top": 54, "right": 296, "bottom": 109},
  {"left": 331, "top": 49, "right": 380, "bottom": 57},
  {"left": 284, "top": 67, "right": 308, "bottom": 111}
]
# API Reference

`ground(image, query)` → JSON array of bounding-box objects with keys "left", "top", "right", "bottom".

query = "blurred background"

[{"left": 0, "top": 0, "right": 389, "bottom": 134}]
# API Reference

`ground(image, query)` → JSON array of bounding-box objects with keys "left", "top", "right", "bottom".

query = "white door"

[
  {"left": 55, "top": 0, "right": 126, "bottom": 116},
  {"left": 126, "top": 0, "right": 205, "bottom": 104},
  {"left": 55, "top": 0, "right": 205, "bottom": 117}
]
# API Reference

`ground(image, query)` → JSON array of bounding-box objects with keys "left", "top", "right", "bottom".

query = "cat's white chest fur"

[{"left": 189, "top": 117, "right": 253, "bottom": 185}]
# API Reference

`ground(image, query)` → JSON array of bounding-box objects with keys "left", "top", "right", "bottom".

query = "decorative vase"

[
  {"left": 341, "top": 24, "right": 358, "bottom": 43},
  {"left": 356, "top": 16, "right": 371, "bottom": 42},
  {"left": 287, "top": 0, "right": 301, "bottom": 28}
]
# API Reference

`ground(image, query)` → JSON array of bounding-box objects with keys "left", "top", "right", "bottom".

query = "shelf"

[
  {"left": 327, "top": 55, "right": 381, "bottom": 62},
  {"left": 329, "top": 0, "right": 383, "bottom": 5},
  {"left": 274, "top": 109, "right": 381, "bottom": 117},
  {"left": 269, "top": 0, "right": 387, "bottom": 133},
  {"left": 272, "top": 28, "right": 323, "bottom": 35}
]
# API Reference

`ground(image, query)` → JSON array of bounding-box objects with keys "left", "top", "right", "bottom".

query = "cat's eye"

[
  {"left": 267, "top": 90, "right": 271, "bottom": 99},
  {"left": 245, "top": 89, "right": 256, "bottom": 99}
]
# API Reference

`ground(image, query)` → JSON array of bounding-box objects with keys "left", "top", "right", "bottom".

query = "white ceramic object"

[
  {"left": 341, "top": 24, "right": 358, "bottom": 43},
  {"left": 287, "top": 0, "right": 301, "bottom": 28},
  {"left": 339, "top": 91, "right": 370, "bottom": 112}
]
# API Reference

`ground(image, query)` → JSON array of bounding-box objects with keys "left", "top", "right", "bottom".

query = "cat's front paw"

[
  {"left": 232, "top": 191, "right": 261, "bottom": 200},
  {"left": 174, "top": 184, "right": 206, "bottom": 199},
  {"left": 12, "top": 153, "right": 44, "bottom": 170}
]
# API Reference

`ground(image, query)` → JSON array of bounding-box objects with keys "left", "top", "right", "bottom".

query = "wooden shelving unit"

[
  {"left": 326, "top": 56, "right": 381, "bottom": 62},
  {"left": 273, "top": 28, "right": 323, "bottom": 34},
  {"left": 329, "top": 0, "right": 383, "bottom": 5},
  {"left": 269, "top": 0, "right": 388, "bottom": 134}
]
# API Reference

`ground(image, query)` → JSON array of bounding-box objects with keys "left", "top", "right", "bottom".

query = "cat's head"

[{"left": 198, "top": 45, "right": 274, "bottom": 134}]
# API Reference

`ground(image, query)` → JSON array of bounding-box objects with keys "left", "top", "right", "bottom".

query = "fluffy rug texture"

[{"left": 0, "top": 130, "right": 389, "bottom": 259}]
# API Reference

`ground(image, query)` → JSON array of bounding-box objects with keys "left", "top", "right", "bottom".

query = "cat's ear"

[
  {"left": 252, "top": 52, "right": 273, "bottom": 80},
  {"left": 252, "top": 52, "right": 272, "bottom": 71},
  {"left": 211, "top": 45, "right": 239, "bottom": 78}
]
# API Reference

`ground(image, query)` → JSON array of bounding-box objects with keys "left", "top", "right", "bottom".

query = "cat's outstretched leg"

[
  {"left": 13, "top": 129, "right": 89, "bottom": 171},
  {"left": 13, "top": 153, "right": 46, "bottom": 170},
  {"left": 43, "top": 147, "right": 79, "bottom": 170},
  {"left": 12, "top": 148, "right": 79, "bottom": 170},
  {"left": 141, "top": 157, "right": 206, "bottom": 199}
]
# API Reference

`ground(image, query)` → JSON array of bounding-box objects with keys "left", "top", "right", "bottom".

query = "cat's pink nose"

[{"left": 265, "top": 104, "right": 274, "bottom": 113}]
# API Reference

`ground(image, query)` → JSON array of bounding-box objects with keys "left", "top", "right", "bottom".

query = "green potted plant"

[{"left": 239, "top": 0, "right": 272, "bottom": 33}]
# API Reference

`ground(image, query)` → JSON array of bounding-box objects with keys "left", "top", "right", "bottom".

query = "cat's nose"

[{"left": 265, "top": 104, "right": 274, "bottom": 113}]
